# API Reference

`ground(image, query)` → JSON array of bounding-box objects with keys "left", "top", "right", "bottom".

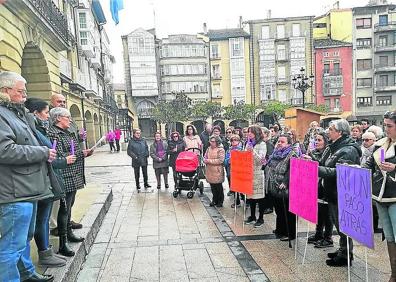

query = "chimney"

[
  {"left": 267, "top": 9, "right": 271, "bottom": 19},
  {"left": 333, "top": 1, "right": 339, "bottom": 9},
  {"left": 239, "top": 16, "right": 243, "bottom": 28},
  {"left": 203, "top": 23, "right": 207, "bottom": 34}
]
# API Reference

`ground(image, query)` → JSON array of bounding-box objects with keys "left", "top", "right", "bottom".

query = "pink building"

[{"left": 314, "top": 39, "right": 353, "bottom": 121}]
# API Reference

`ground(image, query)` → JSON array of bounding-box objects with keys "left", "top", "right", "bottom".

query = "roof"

[
  {"left": 112, "top": 83, "right": 125, "bottom": 91},
  {"left": 314, "top": 38, "right": 352, "bottom": 49},
  {"left": 247, "top": 15, "right": 314, "bottom": 24},
  {"left": 207, "top": 29, "right": 250, "bottom": 41}
]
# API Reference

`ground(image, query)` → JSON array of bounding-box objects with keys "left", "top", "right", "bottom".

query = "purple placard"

[
  {"left": 336, "top": 164, "right": 374, "bottom": 249},
  {"left": 71, "top": 140, "right": 75, "bottom": 155},
  {"left": 52, "top": 140, "right": 57, "bottom": 150},
  {"left": 380, "top": 148, "right": 385, "bottom": 162}
]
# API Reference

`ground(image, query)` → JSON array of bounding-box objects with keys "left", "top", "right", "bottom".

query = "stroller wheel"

[
  {"left": 199, "top": 182, "right": 204, "bottom": 195},
  {"left": 187, "top": 191, "right": 194, "bottom": 199},
  {"left": 172, "top": 191, "right": 179, "bottom": 198}
]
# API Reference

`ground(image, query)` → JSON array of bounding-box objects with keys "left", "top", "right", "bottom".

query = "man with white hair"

[{"left": 0, "top": 71, "right": 55, "bottom": 282}]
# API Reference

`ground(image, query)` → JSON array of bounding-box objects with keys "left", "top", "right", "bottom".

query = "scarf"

[
  {"left": 268, "top": 145, "right": 293, "bottom": 165},
  {"left": 156, "top": 140, "right": 165, "bottom": 158}
]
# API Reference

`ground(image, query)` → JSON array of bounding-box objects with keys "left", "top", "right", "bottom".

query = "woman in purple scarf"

[{"left": 150, "top": 132, "right": 169, "bottom": 189}]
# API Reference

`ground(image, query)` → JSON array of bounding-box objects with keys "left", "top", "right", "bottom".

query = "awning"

[{"left": 92, "top": 0, "right": 106, "bottom": 25}]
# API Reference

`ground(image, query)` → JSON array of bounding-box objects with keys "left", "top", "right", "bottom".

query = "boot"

[
  {"left": 67, "top": 227, "right": 84, "bottom": 243},
  {"left": 24, "top": 272, "right": 54, "bottom": 282},
  {"left": 38, "top": 247, "right": 66, "bottom": 268},
  {"left": 58, "top": 234, "right": 75, "bottom": 257},
  {"left": 387, "top": 241, "right": 396, "bottom": 282}
]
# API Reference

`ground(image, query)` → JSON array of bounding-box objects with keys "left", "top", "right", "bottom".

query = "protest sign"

[
  {"left": 289, "top": 158, "right": 319, "bottom": 224},
  {"left": 230, "top": 151, "right": 253, "bottom": 195},
  {"left": 336, "top": 164, "right": 374, "bottom": 249}
]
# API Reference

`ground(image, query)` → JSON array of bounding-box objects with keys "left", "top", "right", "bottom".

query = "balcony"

[
  {"left": 59, "top": 56, "right": 72, "bottom": 82},
  {"left": 275, "top": 32, "right": 290, "bottom": 41},
  {"left": 78, "top": 0, "right": 90, "bottom": 8},
  {"left": 329, "top": 107, "right": 343, "bottom": 113},
  {"left": 276, "top": 77, "right": 289, "bottom": 85},
  {"left": 323, "top": 87, "right": 343, "bottom": 97},
  {"left": 79, "top": 32, "right": 95, "bottom": 58},
  {"left": 323, "top": 68, "right": 342, "bottom": 77},
  {"left": 91, "top": 54, "right": 101, "bottom": 69},
  {"left": 374, "top": 84, "right": 396, "bottom": 92},
  {"left": 375, "top": 44, "right": 396, "bottom": 52},
  {"left": 374, "top": 22, "right": 396, "bottom": 32},
  {"left": 374, "top": 63, "right": 396, "bottom": 72},
  {"left": 276, "top": 54, "right": 289, "bottom": 62},
  {"left": 5, "top": 0, "right": 74, "bottom": 51}
]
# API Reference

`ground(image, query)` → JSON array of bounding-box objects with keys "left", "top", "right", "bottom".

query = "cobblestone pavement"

[{"left": 76, "top": 145, "right": 391, "bottom": 282}]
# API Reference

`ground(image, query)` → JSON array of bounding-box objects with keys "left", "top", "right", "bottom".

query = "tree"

[
  {"left": 258, "top": 101, "right": 291, "bottom": 122},
  {"left": 190, "top": 101, "right": 223, "bottom": 121},
  {"left": 306, "top": 104, "right": 329, "bottom": 113},
  {"left": 223, "top": 101, "right": 257, "bottom": 121}
]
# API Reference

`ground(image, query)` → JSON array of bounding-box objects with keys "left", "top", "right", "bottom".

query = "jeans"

[
  {"left": 0, "top": 201, "right": 37, "bottom": 282},
  {"left": 376, "top": 202, "right": 396, "bottom": 242},
  {"left": 328, "top": 202, "right": 353, "bottom": 258},
  {"left": 109, "top": 141, "right": 115, "bottom": 152},
  {"left": 34, "top": 200, "right": 53, "bottom": 251}
]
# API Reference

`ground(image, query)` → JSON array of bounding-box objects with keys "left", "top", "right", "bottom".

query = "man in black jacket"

[{"left": 319, "top": 119, "right": 362, "bottom": 267}]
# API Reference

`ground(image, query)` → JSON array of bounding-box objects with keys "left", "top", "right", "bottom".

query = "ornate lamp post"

[{"left": 291, "top": 67, "right": 314, "bottom": 108}]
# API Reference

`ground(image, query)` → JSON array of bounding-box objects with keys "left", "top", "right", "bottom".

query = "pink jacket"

[
  {"left": 106, "top": 132, "right": 116, "bottom": 142},
  {"left": 114, "top": 129, "right": 121, "bottom": 140}
]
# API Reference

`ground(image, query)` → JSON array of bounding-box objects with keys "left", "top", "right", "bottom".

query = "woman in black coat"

[
  {"left": 362, "top": 110, "right": 396, "bottom": 281},
  {"left": 167, "top": 131, "right": 186, "bottom": 188},
  {"left": 127, "top": 128, "right": 151, "bottom": 191},
  {"left": 318, "top": 119, "right": 361, "bottom": 267}
]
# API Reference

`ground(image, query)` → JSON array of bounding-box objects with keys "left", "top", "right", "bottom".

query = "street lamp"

[{"left": 291, "top": 67, "right": 314, "bottom": 108}]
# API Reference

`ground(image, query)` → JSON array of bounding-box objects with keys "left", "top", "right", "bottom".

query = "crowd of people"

[
  {"left": 125, "top": 109, "right": 396, "bottom": 278},
  {"left": 0, "top": 71, "right": 93, "bottom": 282}
]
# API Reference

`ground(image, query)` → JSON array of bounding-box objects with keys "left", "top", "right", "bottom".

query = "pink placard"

[{"left": 289, "top": 158, "right": 319, "bottom": 224}]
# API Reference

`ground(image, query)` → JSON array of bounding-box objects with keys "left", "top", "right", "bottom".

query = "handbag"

[{"left": 47, "top": 164, "right": 66, "bottom": 201}]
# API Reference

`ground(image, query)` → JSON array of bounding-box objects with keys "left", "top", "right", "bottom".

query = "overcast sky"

[{"left": 99, "top": 0, "right": 371, "bottom": 83}]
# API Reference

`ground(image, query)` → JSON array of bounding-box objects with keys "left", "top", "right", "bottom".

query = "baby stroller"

[{"left": 173, "top": 148, "right": 204, "bottom": 199}]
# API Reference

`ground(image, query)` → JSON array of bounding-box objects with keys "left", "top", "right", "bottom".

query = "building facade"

[
  {"left": 353, "top": 3, "right": 396, "bottom": 124},
  {"left": 159, "top": 34, "right": 210, "bottom": 103},
  {"left": 122, "top": 28, "right": 159, "bottom": 137},
  {"left": 113, "top": 83, "right": 136, "bottom": 141},
  {"left": 313, "top": 8, "right": 353, "bottom": 43},
  {"left": 247, "top": 16, "right": 314, "bottom": 106},
  {"left": 0, "top": 0, "right": 118, "bottom": 148},
  {"left": 314, "top": 40, "right": 353, "bottom": 121},
  {"left": 207, "top": 29, "right": 251, "bottom": 107}
]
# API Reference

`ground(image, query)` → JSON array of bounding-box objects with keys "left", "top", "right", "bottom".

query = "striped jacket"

[{"left": 47, "top": 125, "right": 85, "bottom": 193}]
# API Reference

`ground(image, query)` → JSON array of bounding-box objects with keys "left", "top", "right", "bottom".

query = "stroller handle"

[{"left": 186, "top": 147, "right": 202, "bottom": 154}]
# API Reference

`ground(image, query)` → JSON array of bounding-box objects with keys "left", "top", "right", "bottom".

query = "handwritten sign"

[
  {"left": 230, "top": 151, "right": 253, "bottom": 195},
  {"left": 289, "top": 158, "right": 319, "bottom": 224},
  {"left": 336, "top": 164, "right": 374, "bottom": 249}
]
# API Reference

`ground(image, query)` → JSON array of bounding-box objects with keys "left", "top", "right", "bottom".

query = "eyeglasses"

[
  {"left": 363, "top": 139, "right": 373, "bottom": 142},
  {"left": 172, "top": 135, "right": 178, "bottom": 138},
  {"left": 384, "top": 111, "right": 396, "bottom": 119},
  {"left": 226, "top": 131, "right": 232, "bottom": 134}
]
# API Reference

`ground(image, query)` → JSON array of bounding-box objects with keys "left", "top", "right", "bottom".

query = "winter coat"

[
  {"left": 224, "top": 144, "right": 243, "bottom": 176},
  {"left": 319, "top": 135, "right": 362, "bottom": 204},
  {"left": 183, "top": 135, "right": 202, "bottom": 153},
  {"left": 362, "top": 137, "right": 396, "bottom": 203},
  {"left": 246, "top": 141, "right": 267, "bottom": 199},
  {"left": 167, "top": 138, "right": 186, "bottom": 167},
  {"left": 114, "top": 129, "right": 121, "bottom": 140},
  {"left": 106, "top": 131, "right": 116, "bottom": 142},
  {"left": 150, "top": 140, "right": 169, "bottom": 169},
  {"left": 361, "top": 144, "right": 375, "bottom": 166},
  {"left": 200, "top": 130, "right": 210, "bottom": 154},
  {"left": 308, "top": 148, "right": 326, "bottom": 200},
  {"left": 127, "top": 137, "right": 149, "bottom": 168},
  {"left": 0, "top": 99, "right": 53, "bottom": 204},
  {"left": 47, "top": 125, "right": 85, "bottom": 193},
  {"left": 205, "top": 146, "right": 225, "bottom": 184}
]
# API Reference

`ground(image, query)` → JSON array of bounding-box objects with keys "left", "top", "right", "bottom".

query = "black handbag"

[{"left": 47, "top": 164, "right": 65, "bottom": 201}]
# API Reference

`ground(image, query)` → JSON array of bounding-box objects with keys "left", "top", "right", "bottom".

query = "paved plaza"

[{"left": 73, "top": 145, "right": 391, "bottom": 282}]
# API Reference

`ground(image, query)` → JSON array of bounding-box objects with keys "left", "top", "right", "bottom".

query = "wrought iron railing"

[{"left": 28, "top": 0, "right": 72, "bottom": 45}]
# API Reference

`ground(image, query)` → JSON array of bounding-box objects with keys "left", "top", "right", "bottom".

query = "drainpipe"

[{"left": 80, "top": 95, "right": 87, "bottom": 149}]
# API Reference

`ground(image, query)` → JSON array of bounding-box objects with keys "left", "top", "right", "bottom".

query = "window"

[
  {"left": 324, "top": 64, "right": 330, "bottom": 74},
  {"left": 323, "top": 52, "right": 329, "bottom": 57},
  {"left": 212, "top": 65, "right": 221, "bottom": 79},
  {"left": 79, "top": 13, "right": 87, "bottom": 29},
  {"left": 379, "top": 56, "right": 389, "bottom": 67},
  {"left": 261, "top": 26, "right": 270, "bottom": 39},
  {"left": 357, "top": 38, "right": 372, "bottom": 48},
  {"left": 379, "top": 75, "right": 389, "bottom": 86},
  {"left": 80, "top": 31, "right": 88, "bottom": 45},
  {"left": 212, "top": 84, "right": 221, "bottom": 98},
  {"left": 292, "top": 24, "right": 300, "bottom": 37},
  {"left": 277, "top": 45, "right": 286, "bottom": 60},
  {"left": 379, "top": 35, "right": 388, "bottom": 47},
  {"left": 357, "top": 59, "right": 372, "bottom": 70},
  {"left": 357, "top": 78, "right": 372, "bottom": 87},
  {"left": 210, "top": 44, "right": 220, "bottom": 59},
  {"left": 277, "top": 66, "right": 286, "bottom": 81},
  {"left": 379, "top": 15, "right": 389, "bottom": 26},
  {"left": 357, "top": 97, "right": 373, "bottom": 107},
  {"left": 278, "top": 89, "right": 287, "bottom": 102},
  {"left": 334, "top": 98, "right": 340, "bottom": 110},
  {"left": 334, "top": 63, "right": 340, "bottom": 74},
  {"left": 324, "top": 99, "right": 331, "bottom": 108},
  {"left": 230, "top": 38, "right": 243, "bottom": 57},
  {"left": 277, "top": 25, "right": 285, "bottom": 39},
  {"left": 356, "top": 18, "right": 372, "bottom": 29},
  {"left": 376, "top": 96, "right": 392, "bottom": 105},
  {"left": 313, "top": 23, "right": 327, "bottom": 28}
]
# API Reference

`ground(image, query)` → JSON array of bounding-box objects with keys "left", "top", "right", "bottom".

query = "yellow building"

[
  {"left": 313, "top": 8, "right": 353, "bottom": 42},
  {"left": 0, "top": 0, "right": 118, "bottom": 148},
  {"left": 207, "top": 29, "right": 251, "bottom": 107}
]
